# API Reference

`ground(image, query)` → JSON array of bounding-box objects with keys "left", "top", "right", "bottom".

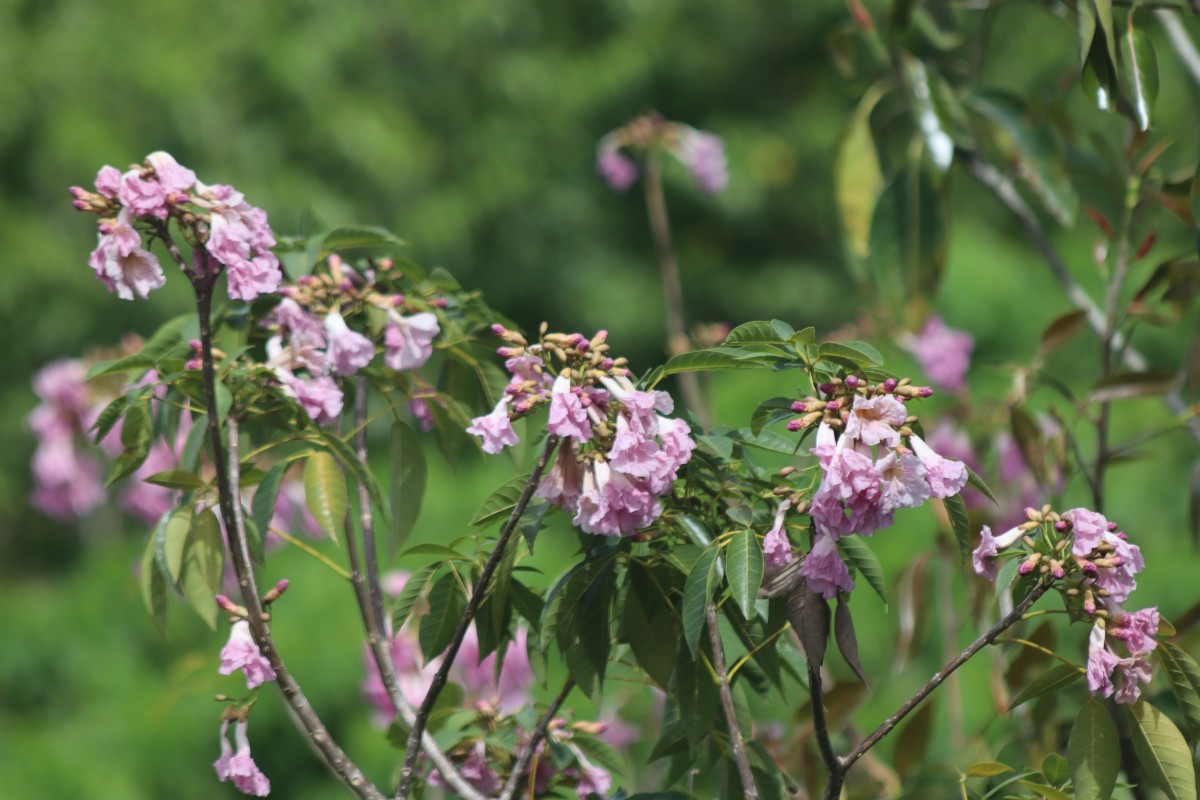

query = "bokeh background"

[{"left": 5, "top": 1, "right": 1200, "bottom": 797}]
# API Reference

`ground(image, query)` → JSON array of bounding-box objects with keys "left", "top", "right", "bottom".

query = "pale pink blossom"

[
  {"left": 218, "top": 620, "right": 277, "bottom": 690},
  {"left": 118, "top": 169, "right": 169, "bottom": 218},
  {"left": 597, "top": 149, "right": 638, "bottom": 191},
  {"left": 451, "top": 626, "right": 534, "bottom": 715},
  {"left": 408, "top": 397, "right": 436, "bottom": 431},
  {"left": 1110, "top": 607, "right": 1159, "bottom": 656},
  {"left": 226, "top": 254, "right": 282, "bottom": 302},
  {"left": 762, "top": 499, "right": 794, "bottom": 569},
  {"left": 678, "top": 128, "right": 728, "bottom": 194},
  {"left": 282, "top": 375, "right": 343, "bottom": 425},
  {"left": 30, "top": 438, "right": 105, "bottom": 520},
  {"left": 571, "top": 749, "right": 613, "bottom": 799},
  {"left": 548, "top": 375, "right": 593, "bottom": 442},
  {"left": 361, "top": 625, "right": 438, "bottom": 727},
  {"left": 145, "top": 151, "right": 197, "bottom": 194},
  {"left": 199, "top": 183, "right": 280, "bottom": 301},
  {"left": 844, "top": 395, "right": 906, "bottom": 447},
  {"left": 384, "top": 311, "right": 439, "bottom": 370},
  {"left": 323, "top": 311, "right": 375, "bottom": 375},
  {"left": 1086, "top": 623, "right": 1119, "bottom": 699},
  {"left": 537, "top": 443, "right": 584, "bottom": 510},
  {"left": 911, "top": 316, "right": 973, "bottom": 391},
  {"left": 908, "top": 433, "right": 968, "bottom": 498},
  {"left": 874, "top": 451, "right": 931, "bottom": 514},
  {"left": 1064, "top": 508, "right": 1111, "bottom": 557},
  {"left": 215, "top": 719, "right": 271, "bottom": 796},
  {"left": 94, "top": 165, "right": 121, "bottom": 198},
  {"left": 1093, "top": 533, "right": 1143, "bottom": 603},
  {"left": 799, "top": 533, "right": 855, "bottom": 598},
  {"left": 971, "top": 525, "right": 1023, "bottom": 580},
  {"left": 88, "top": 211, "right": 166, "bottom": 300},
  {"left": 467, "top": 398, "right": 519, "bottom": 454}
]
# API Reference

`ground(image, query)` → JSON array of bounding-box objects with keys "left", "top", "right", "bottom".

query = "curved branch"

[{"left": 497, "top": 679, "right": 575, "bottom": 800}]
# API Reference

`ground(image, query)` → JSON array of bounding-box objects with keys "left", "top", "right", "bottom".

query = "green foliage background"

[{"left": 4, "top": 0, "right": 1200, "bottom": 797}]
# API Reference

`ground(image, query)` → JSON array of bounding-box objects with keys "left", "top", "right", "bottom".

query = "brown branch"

[
  {"left": 706, "top": 603, "right": 759, "bottom": 799},
  {"left": 395, "top": 435, "right": 560, "bottom": 799},
  {"left": 497, "top": 679, "right": 576, "bottom": 800},
  {"left": 195, "top": 277, "right": 384, "bottom": 800}
]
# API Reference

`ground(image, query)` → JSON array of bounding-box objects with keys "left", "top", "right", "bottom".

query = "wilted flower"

[{"left": 214, "top": 718, "right": 271, "bottom": 797}]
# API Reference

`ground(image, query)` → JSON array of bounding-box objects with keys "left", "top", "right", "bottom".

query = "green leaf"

[
  {"left": 180, "top": 507, "right": 223, "bottom": 629},
  {"left": 750, "top": 397, "right": 796, "bottom": 437},
  {"left": 397, "top": 542, "right": 471, "bottom": 561},
  {"left": 818, "top": 341, "right": 882, "bottom": 369},
  {"left": 681, "top": 544, "right": 720, "bottom": 658},
  {"left": 90, "top": 394, "right": 130, "bottom": 444},
  {"left": 107, "top": 400, "right": 152, "bottom": 486},
  {"left": 312, "top": 224, "right": 408, "bottom": 262},
  {"left": 1093, "top": 0, "right": 1117, "bottom": 67},
  {"left": 835, "top": 83, "right": 886, "bottom": 259},
  {"left": 392, "top": 563, "right": 442, "bottom": 630},
  {"left": 140, "top": 532, "right": 169, "bottom": 639},
  {"left": 674, "top": 513, "right": 713, "bottom": 547},
  {"left": 1011, "top": 663, "right": 1084, "bottom": 709},
  {"left": 1018, "top": 781, "right": 1071, "bottom": 800},
  {"left": 866, "top": 166, "right": 948, "bottom": 304},
  {"left": 390, "top": 421, "right": 427, "bottom": 556},
  {"left": 837, "top": 535, "right": 887, "bottom": 605},
  {"left": 1120, "top": 23, "right": 1158, "bottom": 132},
  {"left": 671, "top": 642, "right": 719, "bottom": 748},
  {"left": 556, "top": 563, "right": 615, "bottom": 699},
  {"left": 965, "top": 761, "right": 1012, "bottom": 778},
  {"left": 303, "top": 451, "right": 347, "bottom": 544},
  {"left": 662, "top": 348, "right": 769, "bottom": 376},
  {"left": 571, "top": 732, "right": 625, "bottom": 776},
  {"left": 900, "top": 54, "right": 955, "bottom": 173},
  {"left": 965, "top": 465, "right": 999, "bottom": 506},
  {"left": 942, "top": 493, "right": 971, "bottom": 563},
  {"left": 1158, "top": 642, "right": 1200, "bottom": 742},
  {"left": 1077, "top": 0, "right": 1097, "bottom": 64},
  {"left": 622, "top": 563, "right": 678, "bottom": 690},
  {"left": 722, "top": 321, "right": 786, "bottom": 346},
  {"left": 1124, "top": 700, "right": 1196, "bottom": 800},
  {"left": 180, "top": 414, "right": 208, "bottom": 471},
  {"left": 471, "top": 473, "right": 531, "bottom": 527},
  {"left": 88, "top": 314, "right": 193, "bottom": 379},
  {"left": 725, "top": 530, "right": 763, "bottom": 619},
  {"left": 1041, "top": 753, "right": 1070, "bottom": 786},
  {"left": 144, "top": 469, "right": 207, "bottom": 490},
  {"left": 312, "top": 431, "right": 390, "bottom": 529},
  {"left": 155, "top": 506, "right": 192, "bottom": 585},
  {"left": 251, "top": 462, "right": 287, "bottom": 544},
  {"left": 419, "top": 572, "right": 467, "bottom": 659}
]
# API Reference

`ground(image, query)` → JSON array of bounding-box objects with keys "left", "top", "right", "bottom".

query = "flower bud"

[
  {"left": 882, "top": 378, "right": 898, "bottom": 393},
  {"left": 791, "top": 401, "right": 806, "bottom": 414},
  {"left": 844, "top": 375, "right": 860, "bottom": 389},
  {"left": 263, "top": 579, "right": 290, "bottom": 604}
]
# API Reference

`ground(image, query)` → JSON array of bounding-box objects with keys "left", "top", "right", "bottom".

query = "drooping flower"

[
  {"left": 1064, "top": 507, "right": 1111, "bottom": 557},
  {"left": 908, "top": 433, "right": 968, "bottom": 498},
  {"left": 910, "top": 316, "right": 973, "bottom": 392},
  {"left": 874, "top": 450, "right": 931, "bottom": 514},
  {"left": 548, "top": 375, "right": 593, "bottom": 442},
  {"left": 281, "top": 374, "right": 343, "bottom": 425},
  {"left": 596, "top": 148, "right": 638, "bottom": 192},
  {"left": 198, "top": 182, "right": 280, "bottom": 301},
  {"left": 1086, "top": 623, "right": 1119, "bottom": 699},
  {"left": 677, "top": 128, "right": 728, "bottom": 195},
  {"left": 573, "top": 751, "right": 614, "bottom": 800},
  {"left": 1109, "top": 607, "right": 1160, "bottom": 656},
  {"left": 218, "top": 620, "right": 277, "bottom": 690},
  {"left": 971, "top": 525, "right": 1024, "bottom": 580},
  {"left": 799, "top": 532, "right": 855, "bottom": 599},
  {"left": 88, "top": 209, "right": 166, "bottom": 300},
  {"left": 467, "top": 398, "right": 519, "bottom": 454},
  {"left": 215, "top": 719, "right": 271, "bottom": 796},
  {"left": 384, "top": 311, "right": 439, "bottom": 371},
  {"left": 323, "top": 311, "right": 375, "bottom": 376},
  {"left": 762, "top": 499, "right": 795, "bottom": 569}
]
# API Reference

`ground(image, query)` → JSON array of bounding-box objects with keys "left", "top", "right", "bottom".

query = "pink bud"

[
  {"left": 882, "top": 378, "right": 898, "bottom": 393},
  {"left": 216, "top": 595, "right": 239, "bottom": 613},
  {"left": 826, "top": 400, "right": 840, "bottom": 411},
  {"left": 1106, "top": 521, "right": 1118, "bottom": 531},
  {"left": 1055, "top": 520, "right": 1068, "bottom": 532},
  {"left": 844, "top": 375, "right": 860, "bottom": 389},
  {"left": 340, "top": 279, "right": 354, "bottom": 292},
  {"left": 918, "top": 387, "right": 934, "bottom": 398},
  {"left": 818, "top": 383, "right": 835, "bottom": 396},
  {"left": 491, "top": 324, "right": 507, "bottom": 337},
  {"left": 1018, "top": 561, "right": 1034, "bottom": 575},
  {"left": 431, "top": 298, "right": 448, "bottom": 309},
  {"left": 791, "top": 401, "right": 806, "bottom": 413},
  {"left": 601, "top": 358, "right": 614, "bottom": 370},
  {"left": 786, "top": 419, "right": 803, "bottom": 431}
]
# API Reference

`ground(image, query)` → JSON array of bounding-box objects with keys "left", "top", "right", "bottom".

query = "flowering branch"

[
  {"left": 196, "top": 277, "right": 385, "bottom": 800},
  {"left": 706, "top": 602, "right": 758, "bottom": 800},
  {"left": 820, "top": 580, "right": 1053, "bottom": 799},
  {"left": 497, "top": 678, "right": 576, "bottom": 800},
  {"left": 395, "top": 435, "right": 561, "bottom": 800}
]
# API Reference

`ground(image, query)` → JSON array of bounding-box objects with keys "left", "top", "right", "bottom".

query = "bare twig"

[
  {"left": 706, "top": 603, "right": 759, "bottom": 799},
  {"left": 195, "top": 277, "right": 384, "bottom": 800},
  {"left": 643, "top": 154, "right": 709, "bottom": 429},
  {"left": 498, "top": 679, "right": 576, "bottom": 800},
  {"left": 396, "top": 436, "right": 560, "bottom": 799}
]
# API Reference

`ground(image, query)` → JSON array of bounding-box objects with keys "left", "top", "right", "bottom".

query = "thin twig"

[
  {"left": 498, "top": 679, "right": 576, "bottom": 800},
  {"left": 963, "top": 152, "right": 1200, "bottom": 443},
  {"left": 706, "top": 603, "right": 759, "bottom": 799},
  {"left": 396, "top": 436, "right": 560, "bottom": 799},
  {"left": 643, "top": 154, "right": 709, "bottom": 429},
  {"left": 839, "top": 581, "right": 1051, "bottom": 776},
  {"left": 195, "top": 277, "right": 384, "bottom": 800}
]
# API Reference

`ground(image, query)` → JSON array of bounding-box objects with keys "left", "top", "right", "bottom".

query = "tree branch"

[
  {"left": 497, "top": 679, "right": 576, "bottom": 800},
  {"left": 395, "top": 435, "right": 560, "bottom": 799},
  {"left": 811, "top": 661, "right": 844, "bottom": 800},
  {"left": 706, "top": 603, "right": 759, "bottom": 799},
  {"left": 195, "top": 277, "right": 384, "bottom": 800}
]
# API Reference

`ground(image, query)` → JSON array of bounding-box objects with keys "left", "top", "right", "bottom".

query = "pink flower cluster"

[
  {"left": 467, "top": 327, "right": 695, "bottom": 537},
  {"left": 261, "top": 256, "right": 440, "bottom": 426},
  {"left": 907, "top": 316, "right": 974, "bottom": 392},
  {"left": 28, "top": 358, "right": 179, "bottom": 526},
  {"left": 73, "top": 152, "right": 280, "bottom": 301},
  {"left": 785, "top": 386, "right": 966, "bottom": 598},
  {"left": 596, "top": 115, "right": 728, "bottom": 195},
  {"left": 214, "top": 718, "right": 271, "bottom": 796}
]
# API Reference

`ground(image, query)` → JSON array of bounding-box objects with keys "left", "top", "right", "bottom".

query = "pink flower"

[
  {"left": 118, "top": 169, "right": 169, "bottom": 218},
  {"left": 199, "top": 183, "right": 280, "bottom": 301},
  {"left": 408, "top": 397, "right": 436, "bottom": 431},
  {"left": 1112, "top": 655, "right": 1153, "bottom": 704},
  {"left": 215, "top": 719, "right": 271, "bottom": 796},
  {"left": 596, "top": 148, "right": 638, "bottom": 191},
  {"left": 874, "top": 450, "right": 931, "bottom": 514},
  {"left": 88, "top": 210, "right": 166, "bottom": 300},
  {"left": 573, "top": 461, "right": 661, "bottom": 537},
  {"left": 384, "top": 311, "right": 439, "bottom": 371},
  {"left": 1110, "top": 607, "right": 1159, "bottom": 656},
  {"left": 94, "top": 165, "right": 121, "bottom": 198},
  {"left": 323, "top": 311, "right": 375, "bottom": 375},
  {"left": 908, "top": 433, "right": 968, "bottom": 499},
  {"left": 30, "top": 438, "right": 106, "bottom": 520},
  {"left": 282, "top": 374, "right": 343, "bottom": 425},
  {"left": 1092, "top": 533, "right": 1143, "bottom": 604},
  {"left": 145, "top": 151, "right": 197, "bottom": 194},
  {"left": 677, "top": 128, "right": 728, "bottom": 195},
  {"left": 607, "top": 413, "right": 659, "bottom": 476},
  {"left": 799, "top": 532, "right": 855, "bottom": 599},
  {"left": 1086, "top": 623, "right": 1119, "bottom": 699},
  {"left": 537, "top": 443, "right": 584, "bottom": 510},
  {"left": 548, "top": 375, "right": 593, "bottom": 442},
  {"left": 227, "top": 255, "right": 283, "bottom": 302},
  {"left": 762, "top": 500, "right": 795, "bottom": 569},
  {"left": 971, "top": 525, "right": 1023, "bottom": 580},
  {"left": 218, "top": 620, "right": 277, "bottom": 690},
  {"left": 467, "top": 399, "right": 519, "bottom": 454},
  {"left": 451, "top": 626, "right": 534, "bottom": 715},
  {"left": 1064, "top": 508, "right": 1111, "bottom": 557},
  {"left": 911, "top": 316, "right": 973, "bottom": 391},
  {"left": 844, "top": 395, "right": 906, "bottom": 447},
  {"left": 361, "top": 624, "right": 438, "bottom": 727}
]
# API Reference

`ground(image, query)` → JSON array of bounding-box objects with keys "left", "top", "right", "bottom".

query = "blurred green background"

[{"left": 5, "top": 0, "right": 1200, "bottom": 797}]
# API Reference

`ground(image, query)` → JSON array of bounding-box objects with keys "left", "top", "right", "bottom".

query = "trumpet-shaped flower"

[
  {"left": 218, "top": 620, "right": 276, "bottom": 690},
  {"left": 467, "top": 399, "right": 519, "bottom": 454}
]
